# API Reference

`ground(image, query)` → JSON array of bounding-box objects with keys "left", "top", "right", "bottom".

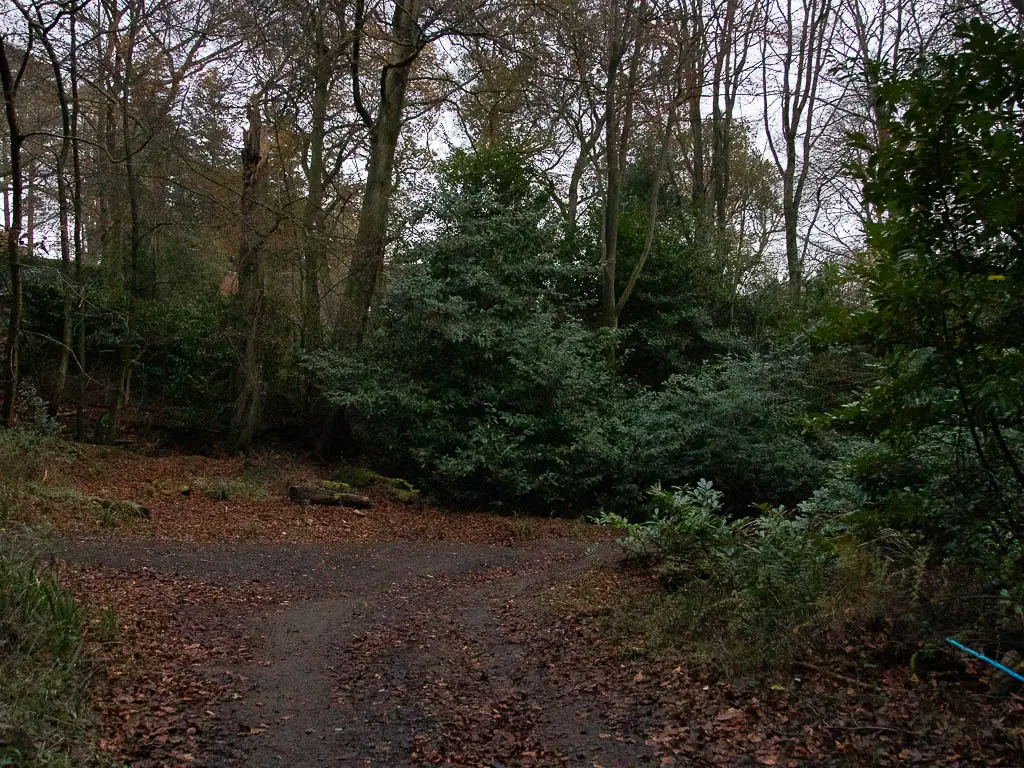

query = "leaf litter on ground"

[{"left": 16, "top": 445, "right": 1021, "bottom": 766}]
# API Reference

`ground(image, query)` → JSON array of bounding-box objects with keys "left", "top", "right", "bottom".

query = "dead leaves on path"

[
  {"left": 59, "top": 554, "right": 1024, "bottom": 768},
  {"left": 38, "top": 447, "right": 1024, "bottom": 767},
  {"left": 59, "top": 563, "right": 293, "bottom": 767},
  {"left": 552, "top": 569, "right": 1024, "bottom": 768}
]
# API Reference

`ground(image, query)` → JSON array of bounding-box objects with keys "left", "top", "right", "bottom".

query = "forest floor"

[{"left": 8, "top": 445, "right": 1024, "bottom": 766}]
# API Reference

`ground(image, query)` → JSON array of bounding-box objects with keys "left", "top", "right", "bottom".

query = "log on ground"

[{"left": 288, "top": 485, "right": 373, "bottom": 508}]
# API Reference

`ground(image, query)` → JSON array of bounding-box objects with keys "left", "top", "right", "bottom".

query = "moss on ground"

[{"left": 332, "top": 466, "right": 420, "bottom": 502}]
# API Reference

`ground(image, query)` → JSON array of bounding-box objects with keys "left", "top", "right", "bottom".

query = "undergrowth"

[
  {"left": 598, "top": 482, "right": 1024, "bottom": 676},
  {"left": 0, "top": 427, "right": 81, "bottom": 536},
  {"left": 0, "top": 545, "right": 93, "bottom": 767},
  {"left": 0, "top": 426, "right": 76, "bottom": 485},
  {"left": 194, "top": 454, "right": 292, "bottom": 502}
]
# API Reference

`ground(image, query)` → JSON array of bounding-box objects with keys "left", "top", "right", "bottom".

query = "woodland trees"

[
  {"left": 4, "top": 8, "right": 1024, "bottom": 751},
  {"left": 761, "top": 0, "right": 837, "bottom": 303},
  {"left": 0, "top": 0, "right": 1019, "bottom": 538},
  {"left": 230, "top": 102, "right": 270, "bottom": 449}
]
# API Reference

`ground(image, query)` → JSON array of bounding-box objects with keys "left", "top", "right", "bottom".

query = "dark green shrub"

[
  {"left": 644, "top": 352, "right": 833, "bottom": 509},
  {"left": 132, "top": 296, "right": 238, "bottom": 428},
  {"left": 803, "top": 430, "right": 1024, "bottom": 583},
  {"left": 311, "top": 146, "right": 638, "bottom": 511},
  {"left": 600, "top": 482, "right": 840, "bottom": 669},
  {"left": 843, "top": 18, "right": 1024, "bottom": 553},
  {"left": 311, "top": 147, "right": 832, "bottom": 514}
]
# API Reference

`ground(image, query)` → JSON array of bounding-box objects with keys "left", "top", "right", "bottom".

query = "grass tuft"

[
  {"left": 0, "top": 545, "right": 93, "bottom": 767},
  {"left": 196, "top": 474, "right": 270, "bottom": 502}
]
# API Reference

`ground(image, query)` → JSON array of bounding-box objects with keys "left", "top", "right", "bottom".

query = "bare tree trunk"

[
  {"left": 25, "top": 159, "right": 34, "bottom": 259},
  {"left": 710, "top": 0, "right": 740, "bottom": 242},
  {"left": 336, "top": 0, "right": 423, "bottom": 346},
  {"left": 71, "top": 6, "right": 87, "bottom": 440},
  {"left": 782, "top": 170, "right": 801, "bottom": 302},
  {"left": 566, "top": 121, "right": 604, "bottom": 235},
  {"left": 54, "top": 145, "right": 73, "bottom": 412},
  {"left": 1, "top": 131, "right": 8, "bottom": 231},
  {"left": 300, "top": 35, "right": 330, "bottom": 352},
  {"left": 107, "top": 0, "right": 142, "bottom": 443},
  {"left": 27, "top": 3, "right": 76, "bottom": 413},
  {"left": 616, "top": 110, "right": 676, "bottom": 316},
  {"left": 685, "top": 0, "right": 706, "bottom": 216},
  {"left": 0, "top": 36, "right": 27, "bottom": 427},
  {"left": 230, "top": 102, "right": 270, "bottom": 450},
  {"left": 601, "top": 0, "right": 624, "bottom": 332}
]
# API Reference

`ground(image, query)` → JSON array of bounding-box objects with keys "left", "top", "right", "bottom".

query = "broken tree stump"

[{"left": 288, "top": 485, "right": 372, "bottom": 509}]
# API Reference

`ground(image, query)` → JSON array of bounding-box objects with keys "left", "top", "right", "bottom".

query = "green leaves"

[
  {"left": 848, "top": 19, "right": 1024, "bottom": 547},
  {"left": 314, "top": 147, "right": 830, "bottom": 514},
  {"left": 312, "top": 146, "right": 632, "bottom": 511}
]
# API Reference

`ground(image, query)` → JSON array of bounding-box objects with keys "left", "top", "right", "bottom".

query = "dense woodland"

[{"left": 2, "top": 0, "right": 1024, "bottom": 696}]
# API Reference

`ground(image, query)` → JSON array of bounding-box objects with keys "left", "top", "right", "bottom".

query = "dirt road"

[
  {"left": 55, "top": 536, "right": 665, "bottom": 767},
  {"left": 34, "top": 448, "right": 1018, "bottom": 767}
]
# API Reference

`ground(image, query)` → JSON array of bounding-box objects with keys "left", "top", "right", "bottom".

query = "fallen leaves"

[
  {"left": 57, "top": 561, "right": 293, "bottom": 767},
  {"left": 35, "top": 446, "right": 1024, "bottom": 767},
  {"left": 49, "top": 445, "right": 611, "bottom": 548}
]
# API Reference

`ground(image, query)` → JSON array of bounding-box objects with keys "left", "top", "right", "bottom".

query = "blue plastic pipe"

[{"left": 946, "top": 637, "right": 1024, "bottom": 683}]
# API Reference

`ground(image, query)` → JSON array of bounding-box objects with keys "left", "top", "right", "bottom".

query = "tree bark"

[
  {"left": 336, "top": 0, "right": 423, "bottom": 346},
  {"left": 230, "top": 101, "right": 270, "bottom": 450},
  {"left": 710, "top": 0, "right": 740, "bottom": 242},
  {"left": 299, "top": 26, "right": 331, "bottom": 352},
  {"left": 782, "top": 169, "right": 801, "bottom": 302},
  {"left": 616, "top": 110, "right": 676, "bottom": 316},
  {"left": 0, "top": 36, "right": 27, "bottom": 427},
  {"left": 106, "top": 0, "right": 142, "bottom": 443},
  {"left": 71, "top": 6, "right": 87, "bottom": 440},
  {"left": 601, "top": 0, "right": 624, "bottom": 332},
  {"left": 27, "top": 3, "right": 76, "bottom": 414},
  {"left": 685, "top": 0, "right": 706, "bottom": 216},
  {"left": 25, "top": 159, "right": 34, "bottom": 259}
]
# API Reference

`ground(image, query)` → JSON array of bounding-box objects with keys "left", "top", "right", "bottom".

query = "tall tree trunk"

[
  {"left": 71, "top": 7, "right": 87, "bottom": 440},
  {"left": 601, "top": 0, "right": 625, "bottom": 332},
  {"left": 300, "top": 36, "right": 330, "bottom": 352},
  {"left": 0, "top": 37, "right": 26, "bottom": 427},
  {"left": 1, "top": 131, "right": 8, "bottom": 231},
  {"left": 25, "top": 160, "right": 34, "bottom": 259},
  {"left": 685, "top": 1, "right": 706, "bottom": 217},
  {"left": 230, "top": 102, "right": 270, "bottom": 450},
  {"left": 97, "top": 0, "right": 122, "bottom": 291},
  {"left": 710, "top": 0, "right": 738, "bottom": 243},
  {"left": 615, "top": 111, "right": 676, "bottom": 318},
  {"left": 566, "top": 121, "right": 604, "bottom": 235},
  {"left": 54, "top": 141, "right": 73, "bottom": 413},
  {"left": 107, "top": 3, "right": 142, "bottom": 443},
  {"left": 336, "top": 0, "right": 423, "bottom": 346},
  {"left": 32, "top": 12, "right": 76, "bottom": 414},
  {"left": 782, "top": 166, "right": 801, "bottom": 302}
]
